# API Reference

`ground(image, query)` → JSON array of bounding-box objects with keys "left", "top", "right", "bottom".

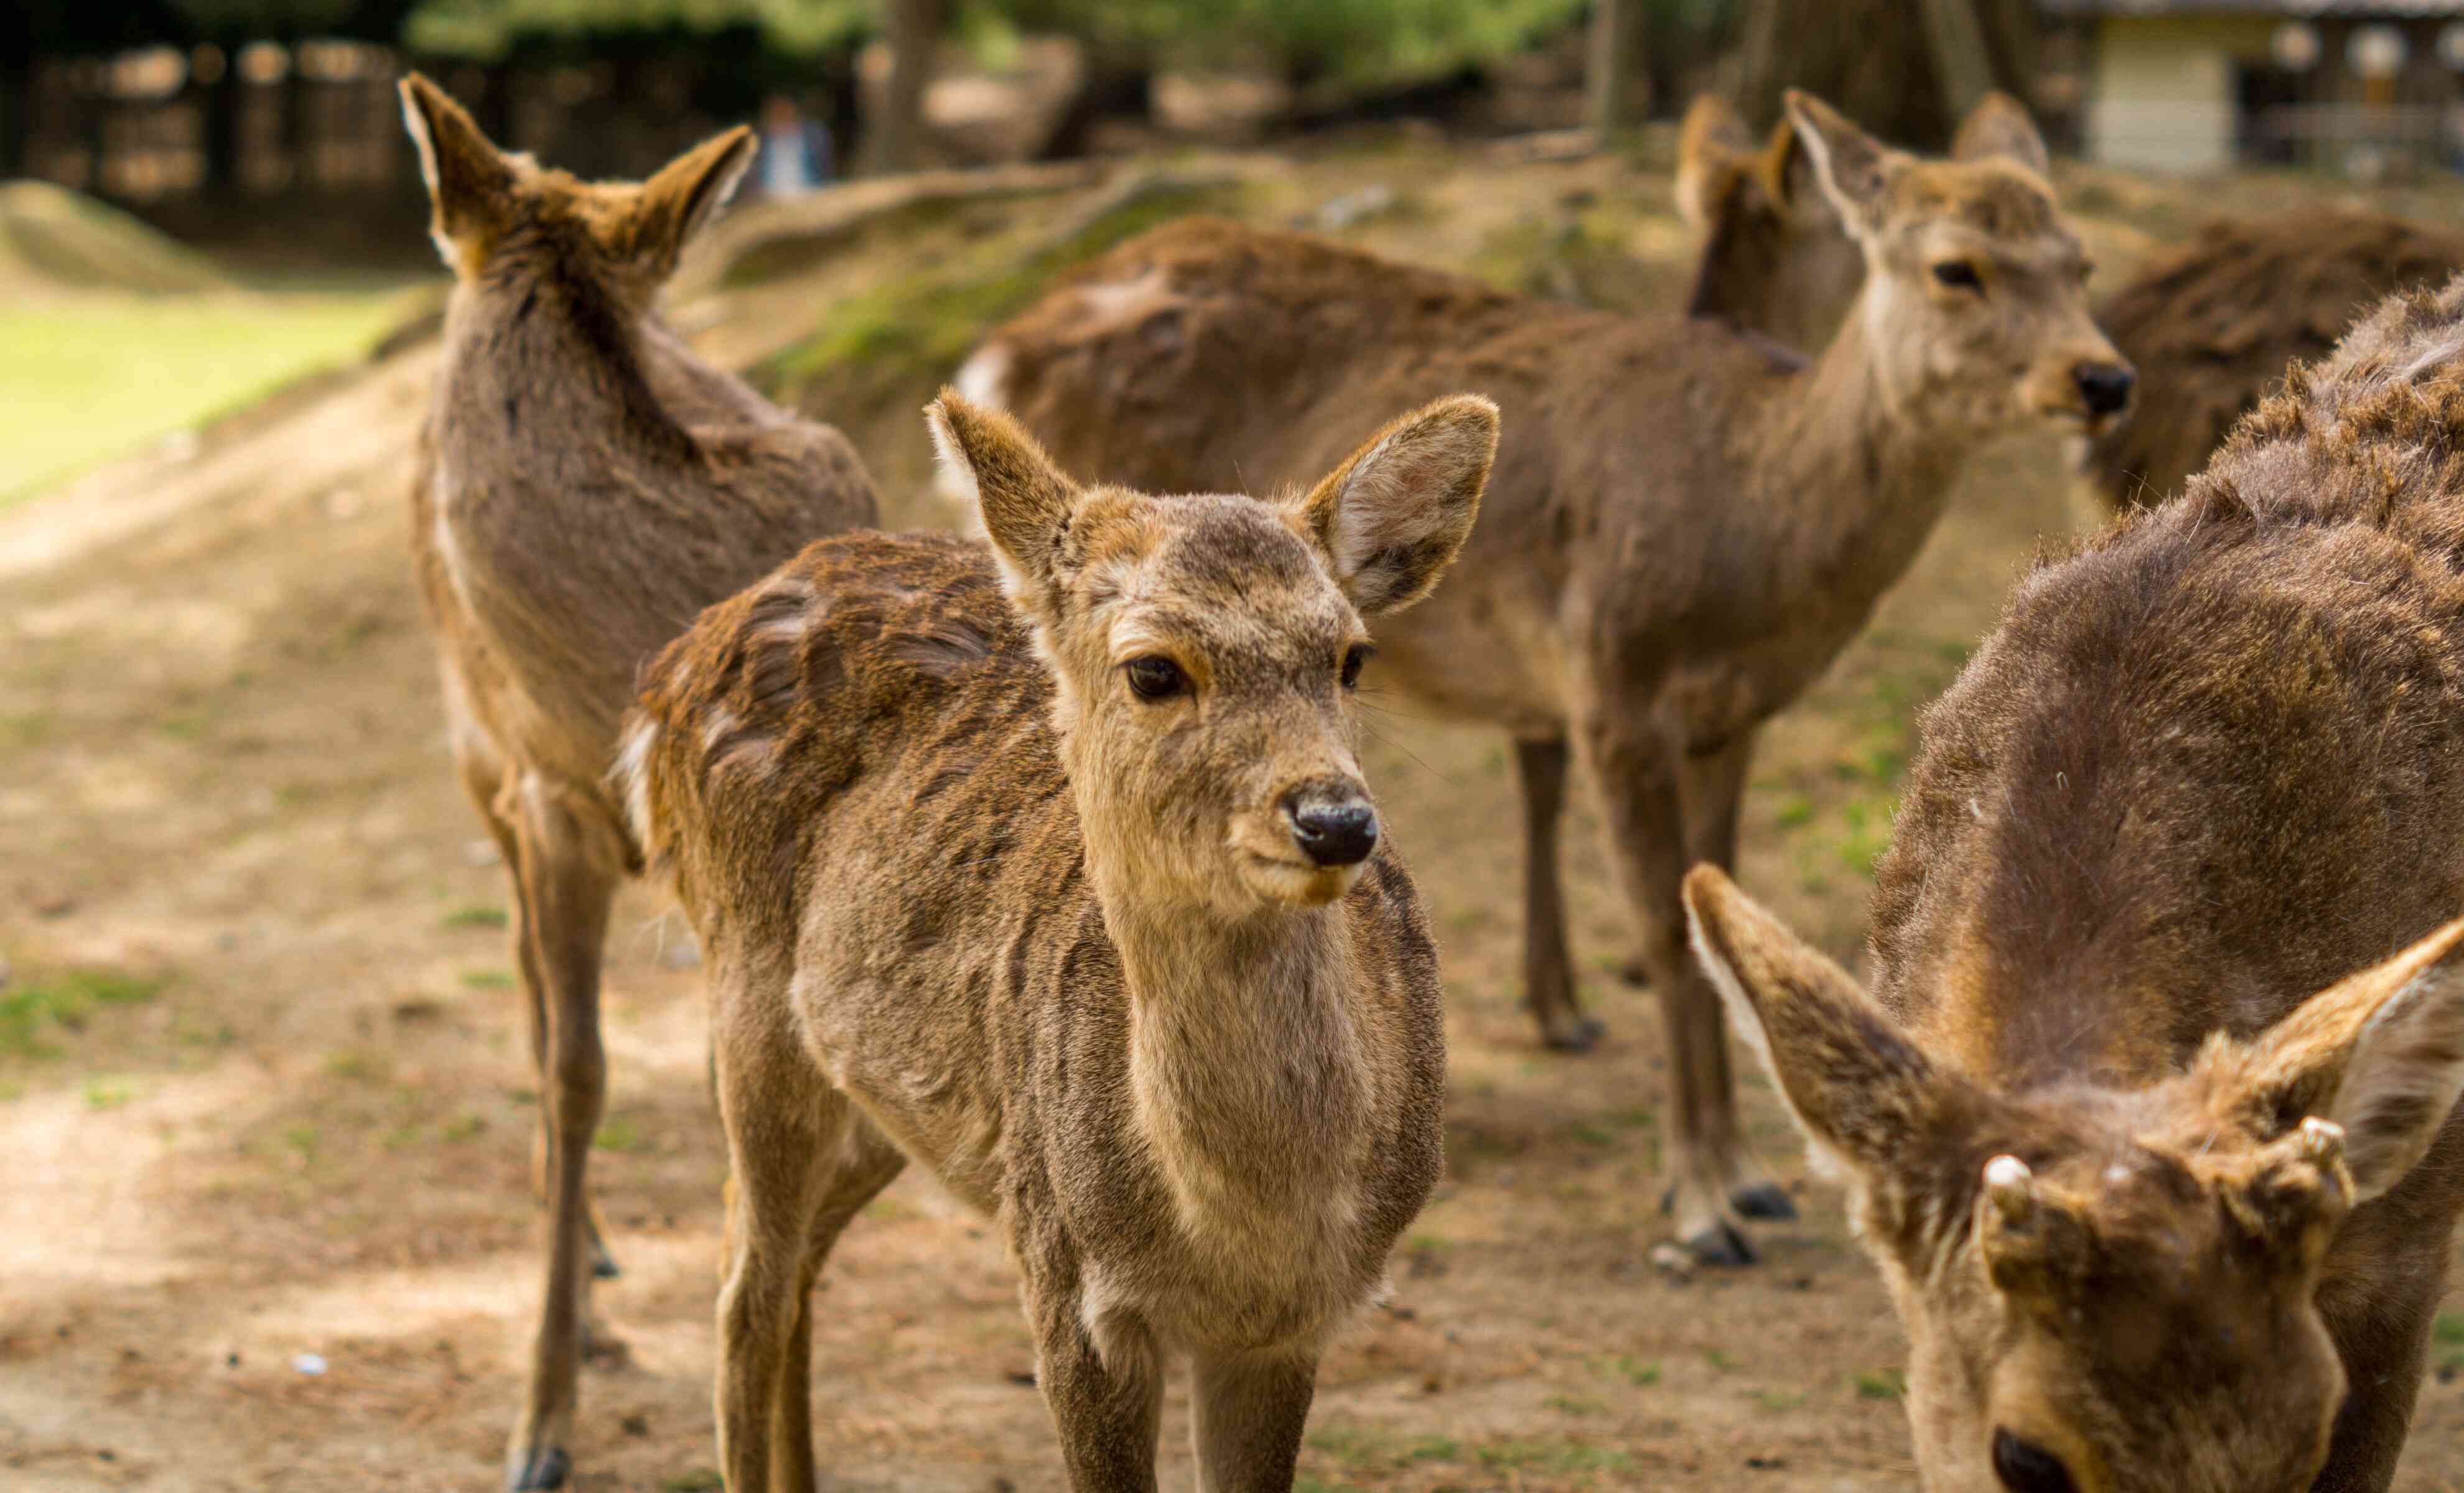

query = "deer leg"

[
  {"left": 1024, "top": 1279, "right": 1164, "bottom": 1493},
  {"left": 1578, "top": 719, "right": 1757, "bottom": 1265},
  {"left": 502, "top": 781, "right": 622, "bottom": 1492},
  {"left": 1189, "top": 1348, "right": 1318, "bottom": 1493},
  {"left": 1514, "top": 737, "right": 1600, "bottom": 1052},
  {"left": 2313, "top": 1261, "right": 2445, "bottom": 1493},
  {"left": 771, "top": 1126, "right": 907, "bottom": 1493},
  {"left": 1673, "top": 735, "right": 1792, "bottom": 1223},
  {"left": 712, "top": 1020, "right": 853, "bottom": 1493}
]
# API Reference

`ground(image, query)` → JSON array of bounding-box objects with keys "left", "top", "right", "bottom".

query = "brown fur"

[
  {"left": 622, "top": 393, "right": 1496, "bottom": 1492},
  {"left": 956, "top": 90, "right": 2127, "bottom": 1264},
  {"left": 397, "top": 74, "right": 877, "bottom": 1491},
  {"left": 2088, "top": 209, "right": 2464, "bottom": 511},
  {"left": 1689, "top": 274, "right": 2464, "bottom": 1491}
]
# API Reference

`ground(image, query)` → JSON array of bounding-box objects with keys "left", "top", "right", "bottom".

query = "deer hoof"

[
  {"left": 1732, "top": 1182, "right": 1797, "bottom": 1221},
  {"left": 1540, "top": 1015, "right": 1607, "bottom": 1053},
  {"left": 1682, "top": 1221, "right": 1758, "bottom": 1267},
  {"left": 508, "top": 1446, "right": 569, "bottom": 1491}
]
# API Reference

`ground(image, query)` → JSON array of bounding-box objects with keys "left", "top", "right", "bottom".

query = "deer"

[
  {"left": 951, "top": 90, "right": 2133, "bottom": 1264},
  {"left": 615, "top": 388, "right": 1496, "bottom": 1492},
  {"left": 1686, "top": 272, "right": 2464, "bottom": 1492},
  {"left": 1675, "top": 90, "right": 2042, "bottom": 356},
  {"left": 396, "top": 75, "right": 877, "bottom": 1491}
]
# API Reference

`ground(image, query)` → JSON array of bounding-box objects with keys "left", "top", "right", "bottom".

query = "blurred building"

[{"left": 2043, "top": 0, "right": 2464, "bottom": 174}]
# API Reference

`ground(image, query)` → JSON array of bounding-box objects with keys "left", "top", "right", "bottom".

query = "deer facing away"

[
  {"left": 398, "top": 75, "right": 877, "bottom": 1491},
  {"left": 1688, "top": 274, "right": 2464, "bottom": 1492},
  {"left": 956, "top": 91, "right": 2132, "bottom": 1263},
  {"left": 617, "top": 390, "right": 1496, "bottom": 1492}
]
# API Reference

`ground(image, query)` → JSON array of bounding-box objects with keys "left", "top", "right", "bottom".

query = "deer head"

[
  {"left": 1783, "top": 90, "right": 2134, "bottom": 437},
  {"left": 928, "top": 390, "right": 1496, "bottom": 918},
  {"left": 1685, "top": 865, "right": 2464, "bottom": 1493},
  {"left": 1676, "top": 93, "right": 1864, "bottom": 351},
  {"left": 398, "top": 72, "right": 754, "bottom": 302}
]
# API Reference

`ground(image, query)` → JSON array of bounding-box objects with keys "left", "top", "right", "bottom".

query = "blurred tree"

[
  {"left": 1737, "top": 0, "right": 2040, "bottom": 151},
  {"left": 868, "top": 0, "right": 940, "bottom": 171},
  {"left": 1588, "top": 0, "right": 1648, "bottom": 135}
]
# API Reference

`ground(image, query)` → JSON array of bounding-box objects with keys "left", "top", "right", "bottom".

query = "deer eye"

[
  {"left": 1933, "top": 259, "right": 1984, "bottom": 292},
  {"left": 1123, "top": 656, "right": 1187, "bottom": 700},
  {"left": 1340, "top": 644, "right": 1374, "bottom": 690},
  {"left": 1992, "top": 1430, "right": 2075, "bottom": 1493}
]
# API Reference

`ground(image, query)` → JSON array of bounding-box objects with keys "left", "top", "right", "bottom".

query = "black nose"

[
  {"left": 2074, "top": 361, "right": 2134, "bottom": 418},
  {"left": 1286, "top": 795, "right": 1379, "bottom": 868}
]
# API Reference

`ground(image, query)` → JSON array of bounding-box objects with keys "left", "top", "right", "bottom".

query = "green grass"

[
  {"left": 0, "top": 966, "right": 161, "bottom": 1059},
  {"left": 759, "top": 179, "right": 1241, "bottom": 408},
  {"left": 1305, "top": 1424, "right": 1464, "bottom": 1472},
  {"left": 460, "top": 967, "right": 515, "bottom": 990},
  {"left": 442, "top": 905, "right": 508, "bottom": 930},
  {"left": 1472, "top": 1438, "right": 1631, "bottom": 1476},
  {"left": 1854, "top": 1367, "right": 1908, "bottom": 1400},
  {"left": 0, "top": 287, "right": 416, "bottom": 504}
]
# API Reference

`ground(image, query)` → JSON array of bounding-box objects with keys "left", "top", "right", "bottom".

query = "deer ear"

[
  {"left": 398, "top": 73, "right": 516, "bottom": 272},
  {"left": 927, "top": 389, "right": 1079, "bottom": 615},
  {"left": 623, "top": 125, "right": 758, "bottom": 276},
  {"left": 1676, "top": 95, "right": 1754, "bottom": 230},
  {"left": 2206, "top": 918, "right": 2464, "bottom": 1201},
  {"left": 1292, "top": 394, "right": 1496, "bottom": 617},
  {"left": 1685, "top": 864, "right": 1975, "bottom": 1178},
  {"left": 1782, "top": 90, "right": 1895, "bottom": 238},
  {"left": 1952, "top": 90, "right": 2051, "bottom": 179}
]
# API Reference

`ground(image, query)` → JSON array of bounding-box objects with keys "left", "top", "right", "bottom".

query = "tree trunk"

[
  {"left": 1913, "top": 0, "right": 1997, "bottom": 119},
  {"left": 1587, "top": 0, "right": 1651, "bottom": 136},
  {"left": 869, "top": 0, "right": 943, "bottom": 174}
]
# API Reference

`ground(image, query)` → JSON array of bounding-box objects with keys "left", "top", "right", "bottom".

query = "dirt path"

[{"left": 7, "top": 155, "right": 2464, "bottom": 1493}]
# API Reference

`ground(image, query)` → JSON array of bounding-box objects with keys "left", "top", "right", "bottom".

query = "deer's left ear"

[
  {"left": 2202, "top": 916, "right": 2464, "bottom": 1201},
  {"left": 1951, "top": 91, "right": 2051, "bottom": 179},
  {"left": 1290, "top": 394, "right": 1498, "bottom": 616}
]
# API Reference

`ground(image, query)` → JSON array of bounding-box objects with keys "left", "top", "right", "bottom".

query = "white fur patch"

[
  {"left": 612, "top": 714, "right": 661, "bottom": 853},
  {"left": 953, "top": 342, "right": 1012, "bottom": 409}
]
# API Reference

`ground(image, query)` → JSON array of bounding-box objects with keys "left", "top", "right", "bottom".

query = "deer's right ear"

[
  {"left": 1676, "top": 95, "right": 1753, "bottom": 230},
  {"left": 1685, "top": 865, "right": 1964, "bottom": 1178},
  {"left": 399, "top": 73, "right": 516, "bottom": 272},
  {"left": 1292, "top": 394, "right": 1497, "bottom": 617},
  {"left": 926, "top": 390, "right": 1079, "bottom": 615},
  {"left": 1782, "top": 90, "right": 1895, "bottom": 238}
]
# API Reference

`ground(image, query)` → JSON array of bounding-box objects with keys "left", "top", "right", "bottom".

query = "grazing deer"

[
  {"left": 618, "top": 389, "right": 1493, "bottom": 1492},
  {"left": 1675, "top": 90, "right": 2040, "bottom": 356},
  {"left": 1687, "top": 274, "right": 2464, "bottom": 1492},
  {"left": 396, "top": 75, "right": 877, "bottom": 1491},
  {"left": 954, "top": 91, "right": 2130, "bottom": 1263}
]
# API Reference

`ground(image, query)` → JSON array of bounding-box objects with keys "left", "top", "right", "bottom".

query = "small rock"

[
  {"left": 1648, "top": 1242, "right": 1697, "bottom": 1281},
  {"left": 658, "top": 934, "right": 703, "bottom": 971},
  {"left": 619, "top": 1412, "right": 650, "bottom": 1437},
  {"left": 1004, "top": 1367, "right": 1038, "bottom": 1387},
  {"left": 1314, "top": 182, "right": 1396, "bottom": 231},
  {"left": 292, "top": 1352, "right": 327, "bottom": 1375},
  {"left": 462, "top": 838, "right": 502, "bottom": 868}
]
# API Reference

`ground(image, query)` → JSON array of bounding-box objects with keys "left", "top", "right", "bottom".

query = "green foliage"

[{"left": 404, "top": 0, "right": 870, "bottom": 58}]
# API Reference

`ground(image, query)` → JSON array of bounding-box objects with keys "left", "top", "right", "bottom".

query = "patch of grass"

[
  {"left": 1566, "top": 1120, "right": 1615, "bottom": 1147},
  {"left": 1544, "top": 1394, "right": 1607, "bottom": 1416},
  {"left": 2434, "top": 1313, "right": 2464, "bottom": 1346},
  {"left": 1595, "top": 1352, "right": 1659, "bottom": 1387},
  {"left": 322, "top": 1049, "right": 381, "bottom": 1082},
  {"left": 1472, "top": 1438, "right": 1631, "bottom": 1476},
  {"left": 83, "top": 1079, "right": 134, "bottom": 1110},
  {"left": 159, "top": 713, "right": 206, "bottom": 740},
  {"left": 0, "top": 287, "right": 416, "bottom": 503},
  {"left": 1306, "top": 1425, "right": 1463, "bottom": 1472},
  {"left": 282, "top": 1123, "right": 322, "bottom": 1159},
  {"left": 1704, "top": 1348, "right": 1737, "bottom": 1373},
  {"left": 1775, "top": 793, "right": 1816, "bottom": 829},
  {"left": 759, "top": 177, "right": 1242, "bottom": 409},
  {"left": 441, "top": 1113, "right": 488, "bottom": 1143},
  {"left": 595, "top": 1115, "right": 652, "bottom": 1154},
  {"left": 0, "top": 712, "right": 52, "bottom": 748},
  {"left": 1754, "top": 1388, "right": 1806, "bottom": 1412},
  {"left": 442, "top": 905, "right": 508, "bottom": 930},
  {"left": 0, "top": 966, "right": 162, "bottom": 1059},
  {"left": 460, "top": 967, "right": 515, "bottom": 990},
  {"left": 660, "top": 1472, "right": 723, "bottom": 1493},
  {"left": 1853, "top": 1368, "right": 1908, "bottom": 1400}
]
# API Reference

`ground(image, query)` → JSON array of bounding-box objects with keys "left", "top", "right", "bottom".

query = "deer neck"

[
  {"left": 1086, "top": 853, "right": 1378, "bottom": 1229},
  {"left": 1743, "top": 297, "right": 1973, "bottom": 605},
  {"left": 442, "top": 272, "right": 692, "bottom": 461}
]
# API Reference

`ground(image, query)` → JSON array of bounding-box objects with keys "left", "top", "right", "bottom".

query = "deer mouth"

[{"left": 1239, "top": 850, "right": 1360, "bottom": 907}]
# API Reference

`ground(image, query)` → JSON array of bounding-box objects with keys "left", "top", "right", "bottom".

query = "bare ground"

[{"left": 7, "top": 142, "right": 2464, "bottom": 1493}]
